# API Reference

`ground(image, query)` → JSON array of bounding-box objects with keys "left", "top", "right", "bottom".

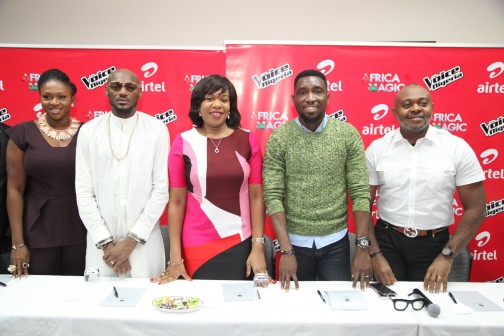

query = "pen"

[
  {"left": 256, "top": 289, "right": 261, "bottom": 300},
  {"left": 448, "top": 292, "right": 457, "bottom": 304},
  {"left": 0, "top": 281, "right": 6, "bottom": 287},
  {"left": 317, "top": 290, "right": 326, "bottom": 304},
  {"left": 113, "top": 286, "right": 119, "bottom": 298}
]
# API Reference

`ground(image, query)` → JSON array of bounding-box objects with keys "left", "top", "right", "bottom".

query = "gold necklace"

[
  {"left": 208, "top": 126, "right": 228, "bottom": 154},
  {"left": 38, "top": 113, "right": 80, "bottom": 141},
  {"left": 107, "top": 113, "right": 138, "bottom": 160}
]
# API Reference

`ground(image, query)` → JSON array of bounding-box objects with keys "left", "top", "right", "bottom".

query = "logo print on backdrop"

[
  {"left": 87, "top": 111, "right": 110, "bottom": 120},
  {"left": 0, "top": 107, "right": 11, "bottom": 122},
  {"left": 477, "top": 61, "right": 504, "bottom": 94},
  {"left": 328, "top": 110, "right": 347, "bottom": 122},
  {"left": 482, "top": 149, "right": 504, "bottom": 179},
  {"left": 252, "top": 64, "right": 293, "bottom": 89},
  {"left": 431, "top": 113, "right": 467, "bottom": 132},
  {"left": 316, "top": 59, "right": 343, "bottom": 92},
  {"left": 481, "top": 149, "right": 498, "bottom": 165},
  {"left": 33, "top": 103, "right": 43, "bottom": 118},
  {"left": 479, "top": 116, "right": 504, "bottom": 137},
  {"left": 141, "top": 62, "right": 158, "bottom": 78},
  {"left": 0, "top": 79, "right": 4, "bottom": 91},
  {"left": 256, "top": 111, "right": 288, "bottom": 130},
  {"left": 184, "top": 75, "right": 206, "bottom": 92},
  {"left": 139, "top": 62, "right": 166, "bottom": 92},
  {"left": 81, "top": 66, "right": 116, "bottom": 90},
  {"left": 423, "top": 65, "right": 463, "bottom": 91},
  {"left": 487, "top": 197, "right": 504, "bottom": 217},
  {"left": 22, "top": 73, "right": 40, "bottom": 91},
  {"left": 362, "top": 73, "right": 404, "bottom": 93},
  {"left": 361, "top": 104, "right": 396, "bottom": 135},
  {"left": 155, "top": 109, "right": 177, "bottom": 125},
  {"left": 473, "top": 231, "right": 498, "bottom": 261}
]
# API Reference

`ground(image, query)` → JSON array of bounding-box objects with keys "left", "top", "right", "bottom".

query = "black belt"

[{"left": 377, "top": 219, "right": 448, "bottom": 238}]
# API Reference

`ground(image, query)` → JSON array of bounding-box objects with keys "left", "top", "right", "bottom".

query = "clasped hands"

[{"left": 102, "top": 238, "right": 137, "bottom": 274}]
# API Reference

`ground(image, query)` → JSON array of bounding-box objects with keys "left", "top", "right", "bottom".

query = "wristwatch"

[
  {"left": 441, "top": 247, "right": 454, "bottom": 259},
  {"left": 356, "top": 237, "right": 371, "bottom": 249}
]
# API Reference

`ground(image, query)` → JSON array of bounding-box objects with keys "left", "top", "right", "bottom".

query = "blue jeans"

[{"left": 293, "top": 233, "right": 351, "bottom": 281}]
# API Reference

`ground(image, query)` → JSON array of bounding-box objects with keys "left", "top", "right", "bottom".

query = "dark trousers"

[
  {"left": 375, "top": 219, "right": 449, "bottom": 281},
  {"left": 293, "top": 233, "right": 351, "bottom": 281},
  {"left": 29, "top": 242, "right": 86, "bottom": 276}
]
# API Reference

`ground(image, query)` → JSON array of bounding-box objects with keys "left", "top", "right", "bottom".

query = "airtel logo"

[
  {"left": 487, "top": 62, "right": 504, "bottom": 79},
  {"left": 33, "top": 103, "right": 43, "bottom": 118},
  {"left": 475, "top": 231, "right": 491, "bottom": 247},
  {"left": 480, "top": 149, "right": 498, "bottom": 165},
  {"left": 317, "top": 60, "right": 335, "bottom": 76},
  {"left": 370, "top": 104, "right": 389, "bottom": 120},
  {"left": 141, "top": 62, "right": 158, "bottom": 78}
]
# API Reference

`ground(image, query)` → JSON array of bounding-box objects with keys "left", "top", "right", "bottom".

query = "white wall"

[{"left": 1, "top": 0, "right": 503, "bottom": 47}]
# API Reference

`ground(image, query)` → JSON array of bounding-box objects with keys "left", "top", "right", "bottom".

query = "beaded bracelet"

[
  {"left": 167, "top": 259, "right": 184, "bottom": 266},
  {"left": 369, "top": 250, "right": 383, "bottom": 258}
]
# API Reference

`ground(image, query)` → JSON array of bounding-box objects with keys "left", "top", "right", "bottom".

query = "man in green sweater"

[{"left": 263, "top": 69, "right": 371, "bottom": 291}]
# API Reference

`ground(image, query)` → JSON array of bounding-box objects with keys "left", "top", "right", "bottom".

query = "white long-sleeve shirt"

[{"left": 76, "top": 111, "right": 169, "bottom": 277}]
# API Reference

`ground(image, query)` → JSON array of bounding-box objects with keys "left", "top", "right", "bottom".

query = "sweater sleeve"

[
  {"left": 345, "top": 124, "right": 371, "bottom": 212},
  {"left": 263, "top": 129, "right": 286, "bottom": 215}
]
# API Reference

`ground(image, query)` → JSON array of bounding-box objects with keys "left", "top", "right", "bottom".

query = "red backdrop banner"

[
  {"left": 225, "top": 42, "right": 504, "bottom": 282},
  {"left": 1, "top": 43, "right": 502, "bottom": 282}
]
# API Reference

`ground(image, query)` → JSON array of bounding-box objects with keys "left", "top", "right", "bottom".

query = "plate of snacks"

[{"left": 152, "top": 296, "right": 203, "bottom": 313}]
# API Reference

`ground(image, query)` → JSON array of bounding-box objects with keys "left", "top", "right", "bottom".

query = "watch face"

[
  {"left": 357, "top": 237, "right": 370, "bottom": 247},
  {"left": 442, "top": 247, "right": 453, "bottom": 257}
]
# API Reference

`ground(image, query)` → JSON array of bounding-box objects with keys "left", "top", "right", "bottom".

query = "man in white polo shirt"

[{"left": 366, "top": 84, "right": 486, "bottom": 293}]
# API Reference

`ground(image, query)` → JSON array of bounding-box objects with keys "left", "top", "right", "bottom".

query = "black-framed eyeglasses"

[
  {"left": 107, "top": 81, "right": 139, "bottom": 93},
  {"left": 388, "top": 293, "right": 425, "bottom": 311}
]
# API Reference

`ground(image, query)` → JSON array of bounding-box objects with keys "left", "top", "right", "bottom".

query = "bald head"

[
  {"left": 394, "top": 84, "right": 432, "bottom": 109},
  {"left": 108, "top": 68, "right": 139, "bottom": 84}
]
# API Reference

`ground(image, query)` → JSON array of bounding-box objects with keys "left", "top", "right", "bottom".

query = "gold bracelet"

[
  {"left": 167, "top": 259, "right": 184, "bottom": 266},
  {"left": 251, "top": 236, "right": 265, "bottom": 244}
]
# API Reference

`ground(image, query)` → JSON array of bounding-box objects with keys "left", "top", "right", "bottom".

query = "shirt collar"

[
  {"left": 295, "top": 114, "right": 328, "bottom": 133},
  {"left": 393, "top": 125, "right": 437, "bottom": 144}
]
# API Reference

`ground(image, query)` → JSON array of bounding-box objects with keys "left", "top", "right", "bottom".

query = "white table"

[{"left": 0, "top": 275, "right": 503, "bottom": 336}]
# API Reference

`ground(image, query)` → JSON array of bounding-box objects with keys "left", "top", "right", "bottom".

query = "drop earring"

[
  {"left": 198, "top": 110, "right": 201, "bottom": 117},
  {"left": 227, "top": 114, "right": 230, "bottom": 119}
]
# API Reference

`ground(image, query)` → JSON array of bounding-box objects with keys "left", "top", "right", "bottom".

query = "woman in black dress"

[{"left": 6, "top": 69, "right": 87, "bottom": 276}]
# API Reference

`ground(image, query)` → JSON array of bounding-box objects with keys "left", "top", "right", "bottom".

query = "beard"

[{"left": 299, "top": 111, "right": 325, "bottom": 125}]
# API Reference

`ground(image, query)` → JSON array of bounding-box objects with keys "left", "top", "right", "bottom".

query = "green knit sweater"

[{"left": 263, "top": 118, "right": 370, "bottom": 236}]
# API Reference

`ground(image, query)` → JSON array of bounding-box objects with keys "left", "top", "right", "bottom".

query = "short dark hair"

[
  {"left": 38, "top": 69, "right": 77, "bottom": 96},
  {"left": 294, "top": 70, "right": 327, "bottom": 90},
  {"left": 189, "top": 75, "right": 241, "bottom": 128}
]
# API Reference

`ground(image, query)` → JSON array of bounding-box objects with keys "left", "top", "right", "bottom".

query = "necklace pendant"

[{"left": 214, "top": 147, "right": 219, "bottom": 154}]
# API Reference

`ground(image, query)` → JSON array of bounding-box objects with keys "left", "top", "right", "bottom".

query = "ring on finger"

[
  {"left": 364, "top": 275, "right": 370, "bottom": 278},
  {"left": 7, "top": 265, "right": 16, "bottom": 273},
  {"left": 437, "top": 276, "right": 443, "bottom": 280},
  {"left": 22, "top": 262, "right": 30, "bottom": 269},
  {"left": 161, "top": 272, "right": 166, "bottom": 277},
  {"left": 110, "top": 260, "right": 115, "bottom": 266}
]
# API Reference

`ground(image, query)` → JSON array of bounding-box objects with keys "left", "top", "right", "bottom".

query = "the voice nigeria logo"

[
  {"left": 472, "top": 231, "right": 498, "bottom": 261},
  {"left": 362, "top": 73, "right": 404, "bottom": 93},
  {"left": 423, "top": 65, "right": 463, "bottom": 91},
  {"left": 0, "top": 107, "right": 11, "bottom": 123},
  {"left": 155, "top": 109, "right": 177, "bottom": 125},
  {"left": 480, "top": 115, "right": 504, "bottom": 137},
  {"left": 361, "top": 103, "right": 396, "bottom": 135},
  {"left": 487, "top": 197, "right": 504, "bottom": 217},
  {"left": 316, "top": 59, "right": 343, "bottom": 92},
  {"left": 81, "top": 66, "right": 116, "bottom": 90},
  {"left": 477, "top": 61, "right": 504, "bottom": 94},
  {"left": 252, "top": 64, "right": 293, "bottom": 89}
]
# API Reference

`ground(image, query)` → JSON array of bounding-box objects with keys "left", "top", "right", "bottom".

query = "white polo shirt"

[{"left": 366, "top": 126, "right": 485, "bottom": 230}]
